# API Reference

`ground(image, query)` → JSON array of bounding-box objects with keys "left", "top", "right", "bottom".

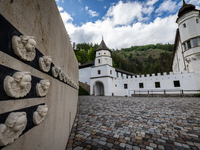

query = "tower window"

[
  {"left": 124, "top": 84, "right": 128, "bottom": 89},
  {"left": 186, "top": 40, "right": 191, "bottom": 49},
  {"left": 110, "top": 70, "right": 112, "bottom": 74},
  {"left": 183, "top": 43, "right": 186, "bottom": 51},
  {"left": 98, "top": 70, "right": 101, "bottom": 74},
  {"left": 104, "top": 52, "right": 106, "bottom": 54},
  {"left": 99, "top": 53, "right": 100, "bottom": 55},
  {"left": 183, "top": 23, "right": 186, "bottom": 28},
  {"left": 155, "top": 82, "right": 160, "bottom": 88},
  {"left": 196, "top": 19, "right": 199, "bottom": 23},
  {"left": 98, "top": 59, "right": 100, "bottom": 63},
  {"left": 192, "top": 38, "right": 198, "bottom": 47}
]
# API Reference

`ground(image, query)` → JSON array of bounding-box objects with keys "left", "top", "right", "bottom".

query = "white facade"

[{"left": 95, "top": 50, "right": 112, "bottom": 67}]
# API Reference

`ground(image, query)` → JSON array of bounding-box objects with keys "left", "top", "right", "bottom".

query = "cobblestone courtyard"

[{"left": 66, "top": 96, "right": 200, "bottom": 150}]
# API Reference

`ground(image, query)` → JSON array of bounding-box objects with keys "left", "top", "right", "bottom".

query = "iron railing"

[{"left": 129, "top": 89, "right": 200, "bottom": 97}]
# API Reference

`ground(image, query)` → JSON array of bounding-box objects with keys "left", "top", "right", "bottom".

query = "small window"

[
  {"left": 98, "top": 70, "right": 101, "bottom": 74},
  {"left": 121, "top": 73, "right": 123, "bottom": 77},
  {"left": 139, "top": 83, "right": 143, "bottom": 88},
  {"left": 98, "top": 59, "right": 100, "bottom": 63},
  {"left": 104, "top": 52, "right": 106, "bottom": 54},
  {"left": 115, "top": 84, "right": 117, "bottom": 87},
  {"left": 187, "top": 40, "right": 191, "bottom": 49},
  {"left": 183, "top": 43, "right": 186, "bottom": 51},
  {"left": 99, "top": 53, "right": 100, "bottom": 55},
  {"left": 192, "top": 38, "right": 198, "bottom": 47},
  {"left": 126, "top": 75, "right": 128, "bottom": 79},
  {"left": 117, "top": 72, "right": 118, "bottom": 78},
  {"left": 124, "top": 84, "right": 128, "bottom": 89},
  {"left": 183, "top": 23, "right": 186, "bottom": 28},
  {"left": 196, "top": 19, "right": 199, "bottom": 23},
  {"left": 155, "top": 82, "right": 160, "bottom": 88},
  {"left": 110, "top": 70, "right": 112, "bottom": 74},
  {"left": 174, "top": 81, "right": 180, "bottom": 87}
]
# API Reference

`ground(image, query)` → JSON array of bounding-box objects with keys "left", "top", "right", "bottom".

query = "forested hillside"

[{"left": 74, "top": 42, "right": 174, "bottom": 75}]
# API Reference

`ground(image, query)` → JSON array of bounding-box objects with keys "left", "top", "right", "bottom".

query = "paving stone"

[
  {"left": 132, "top": 146, "right": 140, "bottom": 150},
  {"left": 66, "top": 96, "right": 200, "bottom": 150}
]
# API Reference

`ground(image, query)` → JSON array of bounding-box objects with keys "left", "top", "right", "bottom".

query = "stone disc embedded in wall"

[
  {"left": 12, "top": 35, "right": 36, "bottom": 61},
  {"left": 0, "top": 112, "right": 27, "bottom": 146},
  {"left": 36, "top": 79, "right": 50, "bottom": 97},
  {"left": 3, "top": 72, "right": 32, "bottom": 98}
]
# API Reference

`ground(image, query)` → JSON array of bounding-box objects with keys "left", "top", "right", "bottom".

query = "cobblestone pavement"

[{"left": 66, "top": 96, "right": 200, "bottom": 150}]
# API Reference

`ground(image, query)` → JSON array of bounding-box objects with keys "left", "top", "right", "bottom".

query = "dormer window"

[{"left": 183, "top": 23, "right": 186, "bottom": 28}]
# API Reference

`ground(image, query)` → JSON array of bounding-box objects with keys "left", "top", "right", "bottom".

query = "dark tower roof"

[
  {"left": 176, "top": 0, "right": 198, "bottom": 22},
  {"left": 95, "top": 39, "right": 112, "bottom": 53}
]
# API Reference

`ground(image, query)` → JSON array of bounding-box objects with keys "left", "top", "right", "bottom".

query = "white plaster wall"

[
  {"left": 114, "top": 71, "right": 198, "bottom": 96},
  {"left": 91, "top": 65, "right": 116, "bottom": 78},
  {"left": 96, "top": 50, "right": 111, "bottom": 57},
  {"left": 79, "top": 67, "right": 91, "bottom": 85},
  {"left": 95, "top": 50, "right": 112, "bottom": 67},
  {"left": 178, "top": 11, "right": 200, "bottom": 42}
]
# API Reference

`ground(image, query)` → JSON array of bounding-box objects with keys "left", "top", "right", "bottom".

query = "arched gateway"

[{"left": 93, "top": 81, "right": 104, "bottom": 96}]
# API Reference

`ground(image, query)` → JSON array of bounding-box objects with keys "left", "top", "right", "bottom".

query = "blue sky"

[{"left": 55, "top": 0, "right": 200, "bottom": 49}]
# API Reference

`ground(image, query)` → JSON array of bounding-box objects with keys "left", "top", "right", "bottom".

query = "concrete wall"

[{"left": 0, "top": 0, "right": 78, "bottom": 150}]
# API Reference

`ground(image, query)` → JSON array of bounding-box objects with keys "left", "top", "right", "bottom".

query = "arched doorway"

[{"left": 93, "top": 81, "right": 104, "bottom": 96}]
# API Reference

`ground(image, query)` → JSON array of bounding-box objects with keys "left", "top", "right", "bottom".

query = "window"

[
  {"left": 99, "top": 53, "right": 100, "bottom": 55},
  {"left": 110, "top": 70, "right": 112, "bottom": 74},
  {"left": 126, "top": 75, "right": 128, "bottom": 79},
  {"left": 183, "top": 43, "right": 186, "bottom": 51},
  {"left": 98, "top": 70, "right": 101, "bottom": 74},
  {"left": 183, "top": 23, "right": 186, "bottom": 28},
  {"left": 115, "top": 84, "right": 117, "bottom": 87},
  {"left": 104, "top": 52, "right": 106, "bottom": 54},
  {"left": 192, "top": 38, "right": 198, "bottom": 47},
  {"left": 155, "top": 82, "right": 160, "bottom": 88},
  {"left": 98, "top": 59, "right": 100, "bottom": 63},
  {"left": 139, "top": 83, "right": 143, "bottom": 88},
  {"left": 121, "top": 73, "right": 123, "bottom": 77},
  {"left": 174, "top": 81, "right": 180, "bottom": 87},
  {"left": 187, "top": 40, "right": 191, "bottom": 49},
  {"left": 124, "top": 84, "right": 128, "bottom": 89},
  {"left": 196, "top": 19, "right": 199, "bottom": 23},
  {"left": 117, "top": 72, "right": 118, "bottom": 78}
]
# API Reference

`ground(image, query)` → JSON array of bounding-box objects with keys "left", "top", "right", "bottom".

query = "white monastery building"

[{"left": 79, "top": 1, "right": 200, "bottom": 96}]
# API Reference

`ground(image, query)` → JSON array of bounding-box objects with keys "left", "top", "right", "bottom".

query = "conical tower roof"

[{"left": 95, "top": 39, "right": 112, "bottom": 53}]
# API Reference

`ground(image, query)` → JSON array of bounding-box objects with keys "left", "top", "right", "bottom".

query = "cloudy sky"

[{"left": 55, "top": 0, "right": 200, "bottom": 49}]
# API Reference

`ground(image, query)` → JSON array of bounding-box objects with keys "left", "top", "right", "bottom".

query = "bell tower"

[{"left": 94, "top": 38, "right": 113, "bottom": 67}]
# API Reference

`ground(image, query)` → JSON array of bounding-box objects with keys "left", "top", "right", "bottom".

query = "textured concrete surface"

[
  {"left": 0, "top": 0, "right": 78, "bottom": 150},
  {"left": 67, "top": 96, "right": 200, "bottom": 150}
]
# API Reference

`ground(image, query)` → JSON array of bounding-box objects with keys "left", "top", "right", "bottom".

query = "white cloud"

[
  {"left": 85, "top": 6, "right": 89, "bottom": 11},
  {"left": 147, "top": 0, "right": 159, "bottom": 6},
  {"left": 55, "top": 0, "right": 59, "bottom": 2},
  {"left": 105, "top": 1, "right": 154, "bottom": 26},
  {"left": 104, "top": 6, "right": 107, "bottom": 9},
  {"left": 58, "top": 6, "right": 63, "bottom": 12},
  {"left": 88, "top": 10, "right": 99, "bottom": 17},
  {"left": 155, "top": 0, "right": 177, "bottom": 15},
  {"left": 58, "top": 1, "right": 178, "bottom": 49}
]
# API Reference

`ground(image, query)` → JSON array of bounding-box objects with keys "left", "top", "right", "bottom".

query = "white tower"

[
  {"left": 94, "top": 38, "right": 113, "bottom": 67},
  {"left": 90, "top": 38, "right": 115, "bottom": 96},
  {"left": 176, "top": 0, "right": 200, "bottom": 89}
]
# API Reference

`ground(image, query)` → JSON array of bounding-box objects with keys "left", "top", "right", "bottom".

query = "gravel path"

[{"left": 66, "top": 96, "right": 200, "bottom": 150}]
